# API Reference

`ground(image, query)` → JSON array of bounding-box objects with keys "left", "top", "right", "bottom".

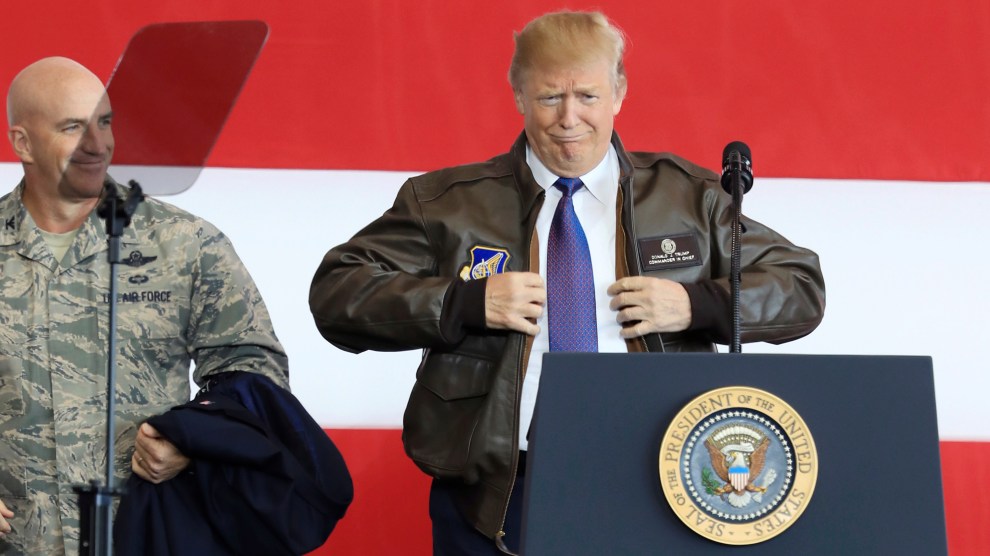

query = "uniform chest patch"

[
  {"left": 460, "top": 245, "right": 511, "bottom": 281},
  {"left": 638, "top": 233, "right": 703, "bottom": 271},
  {"left": 124, "top": 250, "right": 158, "bottom": 267}
]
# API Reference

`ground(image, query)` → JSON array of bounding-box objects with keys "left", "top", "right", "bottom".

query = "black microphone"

[
  {"left": 720, "top": 141, "right": 753, "bottom": 194},
  {"left": 720, "top": 141, "right": 752, "bottom": 353}
]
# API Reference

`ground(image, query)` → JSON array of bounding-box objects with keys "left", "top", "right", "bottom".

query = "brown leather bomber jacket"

[{"left": 309, "top": 132, "right": 825, "bottom": 543}]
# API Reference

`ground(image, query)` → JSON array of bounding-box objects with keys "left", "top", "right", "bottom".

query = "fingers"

[
  {"left": 606, "top": 276, "right": 647, "bottom": 297},
  {"left": 133, "top": 423, "right": 191, "bottom": 484},
  {"left": 496, "top": 271, "right": 544, "bottom": 289},
  {"left": 607, "top": 277, "right": 691, "bottom": 335},
  {"left": 0, "top": 498, "right": 12, "bottom": 536},
  {"left": 505, "top": 316, "right": 541, "bottom": 336},
  {"left": 607, "top": 276, "right": 650, "bottom": 313},
  {"left": 608, "top": 290, "right": 633, "bottom": 313},
  {"left": 489, "top": 272, "right": 546, "bottom": 302},
  {"left": 131, "top": 444, "right": 190, "bottom": 484},
  {"left": 614, "top": 303, "right": 662, "bottom": 338},
  {"left": 131, "top": 450, "right": 150, "bottom": 480},
  {"left": 485, "top": 272, "right": 546, "bottom": 335},
  {"left": 140, "top": 422, "right": 161, "bottom": 438},
  {"left": 607, "top": 277, "right": 653, "bottom": 312},
  {"left": 131, "top": 436, "right": 160, "bottom": 482},
  {"left": 614, "top": 304, "right": 647, "bottom": 325},
  {"left": 618, "top": 320, "right": 653, "bottom": 339}
]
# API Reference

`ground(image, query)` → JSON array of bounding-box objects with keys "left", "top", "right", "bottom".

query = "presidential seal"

[{"left": 658, "top": 386, "right": 817, "bottom": 545}]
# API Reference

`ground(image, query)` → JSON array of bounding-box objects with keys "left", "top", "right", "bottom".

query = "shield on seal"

[{"left": 729, "top": 463, "right": 750, "bottom": 492}]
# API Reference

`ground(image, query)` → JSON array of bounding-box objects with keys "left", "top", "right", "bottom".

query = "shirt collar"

[{"left": 525, "top": 144, "right": 619, "bottom": 205}]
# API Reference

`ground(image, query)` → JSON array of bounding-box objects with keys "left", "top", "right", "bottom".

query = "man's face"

[
  {"left": 515, "top": 59, "right": 625, "bottom": 178},
  {"left": 16, "top": 81, "right": 114, "bottom": 201}
]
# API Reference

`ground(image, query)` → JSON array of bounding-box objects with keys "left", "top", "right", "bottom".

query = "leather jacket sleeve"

[
  {"left": 309, "top": 178, "right": 462, "bottom": 353},
  {"left": 625, "top": 155, "right": 825, "bottom": 347},
  {"left": 712, "top": 193, "right": 824, "bottom": 344},
  {"left": 691, "top": 186, "right": 823, "bottom": 344}
]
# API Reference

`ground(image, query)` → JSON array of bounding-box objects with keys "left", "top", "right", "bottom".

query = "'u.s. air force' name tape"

[{"left": 102, "top": 290, "right": 173, "bottom": 303}]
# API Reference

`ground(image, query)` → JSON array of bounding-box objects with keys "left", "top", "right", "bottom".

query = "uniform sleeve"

[
  {"left": 187, "top": 222, "right": 290, "bottom": 390},
  {"left": 309, "top": 179, "right": 469, "bottom": 353}
]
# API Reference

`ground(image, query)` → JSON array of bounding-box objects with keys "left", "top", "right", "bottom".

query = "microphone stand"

[
  {"left": 727, "top": 152, "right": 744, "bottom": 354},
  {"left": 74, "top": 180, "right": 145, "bottom": 556}
]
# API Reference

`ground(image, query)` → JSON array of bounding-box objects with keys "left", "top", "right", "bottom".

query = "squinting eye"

[{"left": 539, "top": 96, "right": 561, "bottom": 106}]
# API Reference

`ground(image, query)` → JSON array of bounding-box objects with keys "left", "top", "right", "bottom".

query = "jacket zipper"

[
  {"left": 494, "top": 330, "right": 525, "bottom": 555},
  {"left": 494, "top": 218, "right": 540, "bottom": 555}
]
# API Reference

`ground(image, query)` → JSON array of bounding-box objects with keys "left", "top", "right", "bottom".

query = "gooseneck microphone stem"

[
  {"left": 720, "top": 142, "right": 752, "bottom": 354},
  {"left": 729, "top": 153, "right": 743, "bottom": 353},
  {"left": 75, "top": 180, "right": 144, "bottom": 556}
]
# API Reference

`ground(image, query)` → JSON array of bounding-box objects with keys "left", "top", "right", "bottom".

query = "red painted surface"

[
  {"left": 307, "top": 429, "right": 431, "bottom": 556},
  {"left": 941, "top": 441, "right": 990, "bottom": 556},
  {"left": 313, "top": 430, "right": 990, "bottom": 555},
  {"left": 3, "top": 1, "right": 990, "bottom": 180},
  {"left": 3, "top": 3, "right": 988, "bottom": 554}
]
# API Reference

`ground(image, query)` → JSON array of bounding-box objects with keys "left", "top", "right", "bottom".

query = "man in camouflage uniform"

[{"left": 0, "top": 57, "right": 290, "bottom": 554}]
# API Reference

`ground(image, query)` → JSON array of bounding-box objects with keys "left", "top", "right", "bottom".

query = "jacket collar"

[
  {"left": 611, "top": 131, "right": 635, "bottom": 185},
  {"left": 509, "top": 132, "right": 542, "bottom": 223},
  {"left": 509, "top": 130, "right": 634, "bottom": 223}
]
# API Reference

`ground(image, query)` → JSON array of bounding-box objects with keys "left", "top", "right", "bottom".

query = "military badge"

[
  {"left": 459, "top": 245, "right": 511, "bottom": 281},
  {"left": 124, "top": 250, "right": 158, "bottom": 267},
  {"left": 659, "top": 386, "right": 818, "bottom": 545}
]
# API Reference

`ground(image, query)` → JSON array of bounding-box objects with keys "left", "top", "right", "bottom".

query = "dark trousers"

[{"left": 429, "top": 452, "right": 527, "bottom": 555}]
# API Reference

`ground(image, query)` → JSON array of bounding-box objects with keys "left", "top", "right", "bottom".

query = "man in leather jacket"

[{"left": 310, "top": 10, "right": 825, "bottom": 555}]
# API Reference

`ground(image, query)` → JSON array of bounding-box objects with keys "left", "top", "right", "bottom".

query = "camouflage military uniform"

[{"left": 0, "top": 178, "right": 290, "bottom": 555}]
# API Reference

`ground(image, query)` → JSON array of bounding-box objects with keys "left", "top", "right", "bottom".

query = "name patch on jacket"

[
  {"left": 638, "top": 234, "right": 703, "bottom": 271},
  {"left": 459, "top": 245, "right": 511, "bottom": 281}
]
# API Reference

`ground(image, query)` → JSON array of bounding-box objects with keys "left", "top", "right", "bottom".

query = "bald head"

[
  {"left": 7, "top": 57, "right": 107, "bottom": 128},
  {"left": 6, "top": 57, "right": 114, "bottom": 218}
]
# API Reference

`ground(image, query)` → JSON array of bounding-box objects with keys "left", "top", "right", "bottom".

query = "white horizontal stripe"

[{"left": 2, "top": 163, "right": 987, "bottom": 440}]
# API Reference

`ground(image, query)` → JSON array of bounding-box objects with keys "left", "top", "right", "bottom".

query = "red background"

[{"left": 2, "top": 1, "right": 987, "bottom": 554}]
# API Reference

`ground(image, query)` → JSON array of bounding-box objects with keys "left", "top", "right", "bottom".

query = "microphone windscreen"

[{"left": 722, "top": 141, "right": 751, "bottom": 164}]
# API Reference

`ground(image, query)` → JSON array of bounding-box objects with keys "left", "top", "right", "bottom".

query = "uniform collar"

[{"left": 0, "top": 176, "right": 139, "bottom": 269}]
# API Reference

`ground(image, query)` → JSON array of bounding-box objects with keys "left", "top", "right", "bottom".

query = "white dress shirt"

[{"left": 518, "top": 145, "right": 628, "bottom": 450}]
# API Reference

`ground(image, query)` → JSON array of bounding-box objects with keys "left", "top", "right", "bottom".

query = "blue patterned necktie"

[{"left": 547, "top": 177, "right": 598, "bottom": 352}]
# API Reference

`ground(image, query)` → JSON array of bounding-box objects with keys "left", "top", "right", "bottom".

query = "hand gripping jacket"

[{"left": 114, "top": 372, "right": 353, "bottom": 555}]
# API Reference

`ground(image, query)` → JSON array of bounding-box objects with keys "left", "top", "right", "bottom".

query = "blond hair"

[{"left": 508, "top": 11, "right": 627, "bottom": 93}]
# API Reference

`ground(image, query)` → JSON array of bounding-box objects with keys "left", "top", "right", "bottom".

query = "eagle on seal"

[{"left": 705, "top": 432, "right": 770, "bottom": 495}]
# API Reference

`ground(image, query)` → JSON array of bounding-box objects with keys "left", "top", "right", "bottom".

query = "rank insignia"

[{"left": 460, "top": 245, "right": 511, "bottom": 281}]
